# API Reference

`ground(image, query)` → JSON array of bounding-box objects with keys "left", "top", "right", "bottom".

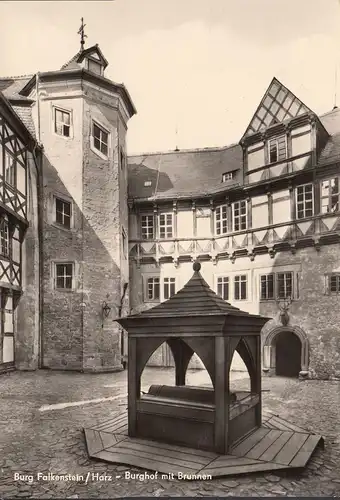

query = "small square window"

[
  {"left": 222, "top": 172, "right": 234, "bottom": 182},
  {"left": 55, "top": 198, "right": 72, "bottom": 229},
  {"left": 92, "top": 122, "right": 109, "bottom": 157},
  {"left": 55, "top": 263, "right": 73, "bottom": 290},
  {"left": 55, "top": 108, "right": 71, "bottom": 137}
]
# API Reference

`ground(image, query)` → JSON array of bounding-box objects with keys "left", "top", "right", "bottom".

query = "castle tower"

[{"left": 20, "top": 35, "right": 136, "bottom": 371}]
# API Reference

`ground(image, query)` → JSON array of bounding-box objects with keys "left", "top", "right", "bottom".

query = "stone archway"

[{"left": 263, "top": 325, "right": 309, "bottom": 377}]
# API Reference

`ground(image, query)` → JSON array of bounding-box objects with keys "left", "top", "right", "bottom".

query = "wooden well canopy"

[{"left": 117, "top": 262, "right": 270, "bottom": 455}]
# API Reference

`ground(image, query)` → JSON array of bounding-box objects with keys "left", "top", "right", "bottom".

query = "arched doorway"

[
  {"left": 262, "top": 325, "right": 309, "bottom": 377},
  {"left": 275, "top": 331, "right": 301, "bottom": 377}
]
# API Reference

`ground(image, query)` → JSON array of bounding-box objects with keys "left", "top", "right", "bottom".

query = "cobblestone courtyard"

[{"left": 0, "top": 368, "right": 339, "bottom": 498}]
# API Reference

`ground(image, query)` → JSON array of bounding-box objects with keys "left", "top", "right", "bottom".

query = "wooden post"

[
  {"left": 255, "top": 334, "right": 262, "bottom": 427},
  {"left": 128, "top": 336, "right": 139, "bottom": 437},
  {"left": 214, "top": 336, "right": 229, "bottom": 454}
]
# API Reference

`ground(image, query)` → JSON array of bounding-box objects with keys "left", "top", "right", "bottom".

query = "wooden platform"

[{"left": 84, "top": 409, "right": 324, "bottom": 478}]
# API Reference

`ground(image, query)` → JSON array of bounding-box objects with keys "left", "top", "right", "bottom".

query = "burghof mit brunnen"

[{"left": 0, "top": 21, "right": 339, "bottom": 476}]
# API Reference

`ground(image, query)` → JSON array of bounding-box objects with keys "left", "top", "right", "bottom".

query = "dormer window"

[
  {"left": 268, "top": 135, "right": 287, "bottom": 164},
  {"left": 87, "top": 59, "right": 103, "bottom": 76},
  {"left": 222, "top": 171, "right": 235, "bottom": 182}
]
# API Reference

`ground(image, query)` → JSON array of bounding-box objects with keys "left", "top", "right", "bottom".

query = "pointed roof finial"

[{"left": 78, "top": 17, "right": 87, "bottom": 52}]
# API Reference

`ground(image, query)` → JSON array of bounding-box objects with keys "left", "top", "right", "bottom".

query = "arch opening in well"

[{"left": 140, "top": 338, "right": 214, "bottom": 402}]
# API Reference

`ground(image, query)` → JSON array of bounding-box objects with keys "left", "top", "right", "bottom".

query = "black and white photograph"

[{"left": 0, "top": 0, "right": 340, "bottom": 498}]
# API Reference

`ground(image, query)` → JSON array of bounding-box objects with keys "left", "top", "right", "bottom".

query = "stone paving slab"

[{"left": 0, "top": 368, "right": 339, "bottom": 497}]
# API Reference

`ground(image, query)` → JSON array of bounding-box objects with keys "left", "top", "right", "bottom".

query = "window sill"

[
  {"left": 53, "top": 131, "right": 73, "bottom": 141},
  {"left": 51, "top": 222, "right": 73, "bottom": 232},
  {"left": 54, "top": 288, "right": 75, "bottom": 293},
  {"left": 90, "top": 143, "right": 109, "bottom": 161}
]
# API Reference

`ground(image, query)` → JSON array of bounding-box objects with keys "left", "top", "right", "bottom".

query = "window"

[
  {"left": 144, "top": 181, "right": 152, "bottom": 187},
  {"left": 141, "top": 215, "right": 154, "bottom": 240},
  {"left": 4, "top": 151, "right": 15, "bottom": 187},
  {"left": 321, "top": 177, "right": 340, "bottom": 214},
  {"left": 0, "top": 218, "right": 9, "bottom": 257},
  {"left": 164, "top": 277, "right": 176, "bottom": 300},
  {"left": 232, "top": 200, "right": 247, "bottom": 231},
  {"left": 277, "top": 272, "right": 293, "bottom": 299},
  {"left": 92, "top": 122, "right": 109, "bottom": 156},
  {"left": 141, "top": 215, "right": 154, "bottom": 239},
  {"left": 147, "top": 277, "right": 160, "bottom": 301},
  {"left": 222, "top": 171, "right": 235, "bottom": 182},
  {"left": 54, "top": 108, "right": 71, "bottom": 137},
  {"left": 268, "top": 135, "right": 287, "bottom": 163},
  {"left": 54, "top": 263, "right": 73, "bottom": 290},
  {"left": 234, "top": 275, "right": 247, "bottom": 300},
  {"left": 55, "top": 198, "right": 71, "bottom": 229},
  {"left": 296, "top": 184, "right": 313, "bottom": 219},
  {"left": 159, "top": 213, "right": 173, "bottom": 239},
  {"left": 88, "top": 59, "right": 102, "bottom": 76},
  {"left": 260, "top": 274, "right": 274, "bottom": 300},
  {"left": 217, "top": 277, "right": 229, "bottom": 300},
  {"left": 215, "top": 205, "right": 228, "bottom": 235},
  {"left": 326, "top": 274, "right": 340, "bottom": 294},
  {"left": 120, "top": 147, "right": 126, "bottom": 171},
  {"left": 122, "top": 228, "right": 127, "bottom": 258}
]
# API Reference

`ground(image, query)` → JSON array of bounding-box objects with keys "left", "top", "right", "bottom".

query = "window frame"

[
  {"left": 54, "top": 196, "right": 72, "bottom": 230},
  {"left": 122, "top": 226, "right": 128, "bottom": 259},
  {"left": 325, "top": 273, "right": 340, "bottom": 295},
  {"left": 53, "top": 262, "right": 75, "bottom": 291},
  {"left": 259, "top": 271, "right": 294, "bottom": 301},
  {"left": 234, "top": 274, "right": 248, "bottom": 301},
  {"left": 320, "top": 176, "right": 340, "bottom": 214},
  {"left": 0, "top": 217, "right": 9, "bottom": 258},
  {"left": 217, "top": 276, "right": 229, "bottom": 300},
  {"left": 87, "top": 58, "right": 103, "bottom": 76},
  {"left": 163, "top": 277, "right": 176, "bottom": 301},
  {"left": 4, "top": 150, "right": 15, "bottom": 188},
  {"left": 144, "top": 276, "right": 160, "bottom": 302},
  {"left": 222, "top": 171, "right": 234, "bottom": 182},
  {"left": 158, "top": 212, "right": 173, "bottom": 239},
  {"left": 232, "top": 200, "right": 248, "bottom": 232},
  {"left": 53, "top": 106, "right": 72, "bottom": 139},
  {"left": 268, "top": 135, "right": 287, "bottom": 164},
  {"left": 90, "top": 119, "right": 110, "bottom": 159},
  {"left": 295, "top": 183, "right": 314, "bottom": 220},
  {"left": 215, "top": 204, "right": 228, "bottom": 235},
  {"left": 141, "top": 214, "right": 155, "bottom": 240}
]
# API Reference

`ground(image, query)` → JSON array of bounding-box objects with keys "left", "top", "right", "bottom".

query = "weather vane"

[{"left": 78, "top": 17, "right": 87, "bottom": 51}]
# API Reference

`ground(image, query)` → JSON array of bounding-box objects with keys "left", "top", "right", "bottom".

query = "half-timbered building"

[
  {"left": 128, "top": 78, "right": 340, "bottom": 380},
  {"left": 0, "top": 48, "right": 340, "bottom": 380},
  {"left": 0, "top": 90, "right": 40, "bottom": 373}
]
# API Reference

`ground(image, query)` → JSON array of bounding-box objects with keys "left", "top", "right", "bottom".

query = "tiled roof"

[
  {"left": 11, "top": 105, "right": 36, "bottom": 138},
  {"left": 128, "top": 107, "right": 340, "bottom": 202},
  {"left": 128, "top": 144, "right": 242, "bottom": 201},
  {"left": 0, "top": 76, "right": 33, "bottom": 101},
  {"left": 60, "top": 52, "right": 82, "bottom": 71}
]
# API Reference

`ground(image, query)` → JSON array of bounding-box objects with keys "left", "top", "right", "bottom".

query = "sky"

[{"left": 1, "top": 0, "right": 340, "bottom": 154}]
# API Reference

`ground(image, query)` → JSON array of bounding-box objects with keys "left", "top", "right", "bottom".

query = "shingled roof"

[{"left": 123, "top": 262, "right": 264, "bottom": 319}]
